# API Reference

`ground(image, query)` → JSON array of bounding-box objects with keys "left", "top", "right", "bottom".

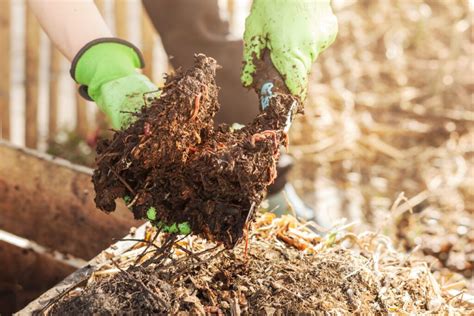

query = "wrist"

[{"left": 70, "top": 38, "right": 145, "bottom": 101}]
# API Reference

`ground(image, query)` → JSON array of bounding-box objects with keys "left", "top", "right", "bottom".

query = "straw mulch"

[
  {"left": 49, "top": 212, "right": 473, "bottom": 315},
  {"left": 290, "top": 0, "right": 473, "bottom": 287}
]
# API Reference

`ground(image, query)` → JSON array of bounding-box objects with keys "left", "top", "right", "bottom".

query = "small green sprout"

[
  {"left": 178, "top": 222, "right": 191, "bottom": 235},
  {"left": 123, "top": 195, "right": 131, "bottom": 204},
  {"left": 146, "top": 207, "right": 157, "bottom": 221},
  {"left": 163, "top": 223, "right": 179, "bottom": 234},
  {"left": 158, "top": 221, "right": 191, "bottom": 235},
  {"left": 148, "top": 212, "right": 191, "bottom": 235}
]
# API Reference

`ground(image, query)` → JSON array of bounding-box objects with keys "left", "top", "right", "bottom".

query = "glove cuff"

[{"left": 70, "top": 38, "right": 145, "bottom": 101}]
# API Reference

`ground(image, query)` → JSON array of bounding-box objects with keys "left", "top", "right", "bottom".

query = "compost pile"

[
  {"left": 93, "top": 54, "right": 299, "bottom": 247},
  {"left": 48, "top": 213, "right": 472, "bottom": 315}
]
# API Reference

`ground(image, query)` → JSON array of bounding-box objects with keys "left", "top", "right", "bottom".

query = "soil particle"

[{"left": 92, "top": 54, "right": 299, "bottom": 247}]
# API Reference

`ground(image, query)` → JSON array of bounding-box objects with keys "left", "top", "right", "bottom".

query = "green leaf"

[
  {"left": 146, "top": 207, "right": 157, "bottom": 221},
  {"left": 123, "top": 195, "right": 131, "bottom": 204}
]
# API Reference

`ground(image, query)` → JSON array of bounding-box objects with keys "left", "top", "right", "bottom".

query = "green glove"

[
  {"left": 241, "top": 0, "right": 338, "bottom": 99},
  {"left": 73, "top": 39, "right": 188, "bottom": 234},
  {"left": 71, "top": 38, "right": 157, "bottom": 129}
]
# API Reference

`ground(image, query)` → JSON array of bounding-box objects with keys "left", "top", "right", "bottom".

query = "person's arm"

[
  {"left": 27, "top": 0, "right": 157, "bottom": 130},
  {"left": 28, "top": 1, "right": 187, "bottom": 232},
  {"left": 27, "top": 0, "right": 112, "bottom": 61}
]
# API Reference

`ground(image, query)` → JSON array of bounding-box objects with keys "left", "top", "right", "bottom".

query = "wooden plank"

[
  {"left": 0, "top": 140, "right": 141, "bottom": 260},
  {"left": 96, "top": 109, "right": 108, "bottom": 130},
  {"left": 0, "top": 0, "right": 10, "bottom": 140},
  {"left": 75, "top": 92, "right": 88, "bottom": 139},
  {"left": 48, "top": 47, "right": 61, "bottom": 139},
  {"left": 114, "top": 0, "right": 127, "bottom": 38},
  {"left": 73, "top": 0, "right": 91, "bottom": 138},
  {"left": 0, "top": 233, "right": 79, "bottom": 314},
  {"left": 227, "top": 0, "right": 236, "bottom": 32},
  {"left": 92, "top": 0, "right": 107, "bottom": 129},
  {"left": 141, "top": 7, "right": 154, "bottom": 80},
  {"left": 25, "top": 7, "right": 40, "bottom": 148}
]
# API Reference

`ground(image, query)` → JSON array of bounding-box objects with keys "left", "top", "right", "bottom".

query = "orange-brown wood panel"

[
  {"left": 0, "top": 1, "right": 10, "bottom": 140},
  {"left": 25, "top": 7, "right": 40, "bottom": 148},
  {"left": 141, "top": 7, "right": 155, "bottom": 80},
  {"left": 115, "top": 0, "right": 128, "bottom": 39},
  {"left": 94, "top": 0, "right": 108, "bottom": 129},
  {"left": 228, "top": 0, "right": 236, "bottom": 32},
  {"left": 0, "top": 240, "right": 76, "bottom": 314},
  {"left": 75, "top": 92, "right": 88, "bottom": 139},
  {"left": 48, "top": 47, "right": 61, "bottom": 139},
  {"left": 94, "top": 0, "right": 105, "bottom": 16}
]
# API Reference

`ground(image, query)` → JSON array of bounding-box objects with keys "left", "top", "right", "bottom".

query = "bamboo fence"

[{"left": 0, "top": 0, "right": 159, "bottom": 149}]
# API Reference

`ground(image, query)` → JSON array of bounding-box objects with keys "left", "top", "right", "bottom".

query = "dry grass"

[{"left": 290, "top": 0, "right": 473, "bottom": 287}]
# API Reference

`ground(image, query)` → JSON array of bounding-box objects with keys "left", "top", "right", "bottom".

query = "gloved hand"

[
  {"left": 241, "top": 0, "right": 338, "bottom": 99},
  {"left": 70, "top": 38, "right": 158, "bottom": 129},
  {"left": 72, "top": 38, "right": 190, "bottom": 234}
]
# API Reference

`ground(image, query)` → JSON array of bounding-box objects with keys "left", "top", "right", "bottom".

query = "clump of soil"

[
  {"left": 49, "top": 213, "right": 470, "bottom": 315},
  {"left": 93, "top": 54, "right": 299, "bottom": 247}
]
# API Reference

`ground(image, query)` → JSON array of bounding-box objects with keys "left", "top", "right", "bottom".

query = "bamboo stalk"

[
  {"left": 25, "top": 6, "right": 40, "bottom": 148},
  {"left": 114, "top": 0, "right": 127, "bottom": 39},
  {"left": 75, "top": 93, "right": 88, "bottom": 139},
  {"left": 94, "top": 0, "right": 105, "bottom": 12},
  {"left": 0, "top": 0, "right": 10, "bottom": 140},
  {"left": 48, "top": 47, "right": 61, "bottom": 140},
  {"left": 227, "top": 0, "right": 236, "bottom": 32},
  {"left": 94, "top": 0, "right": 107, "bottom": 129},
  {"left": 141, "top": 7, "right": 154, "bottom": 80}
]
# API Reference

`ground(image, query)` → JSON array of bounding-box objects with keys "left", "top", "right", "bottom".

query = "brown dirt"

[
  {"left": 49, "top": 213, "right": 472, "bottom": 315},
  {"left": 92, "top": 54, "right": 299, "bottom": 247}
]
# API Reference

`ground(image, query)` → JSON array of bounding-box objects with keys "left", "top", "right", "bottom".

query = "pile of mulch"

[
  {"left": 49, "top": 213, "right": 473, "bottom": 315},
  {"left": 92, "top": 54, "right": 299, "bottom": 247}
]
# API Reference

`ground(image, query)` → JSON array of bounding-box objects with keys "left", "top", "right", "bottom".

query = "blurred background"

[
  {"left": 291, "top": 0, "right": 473, "bottom": 285},
  {"left": 0, "top": 0, "right": 472, "bottom": 291}
]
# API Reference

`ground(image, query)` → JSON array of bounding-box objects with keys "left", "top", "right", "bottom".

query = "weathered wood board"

[
  {"left": 0, "top": 232, "right": 80, "bottom": 314},
  {"left": 0, "top": 140, "right": 141, "bottom": 260}
]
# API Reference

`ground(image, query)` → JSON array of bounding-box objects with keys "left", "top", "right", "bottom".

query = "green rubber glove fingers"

[
  {"left": 97, "top": 74, "right": 157, "bottom": 129},
  {"left": 241, "top": 0, "right": 338, "bottom": 99},
  {"left": 71, "top": 38, "right": 158, "bottom": 130}
]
